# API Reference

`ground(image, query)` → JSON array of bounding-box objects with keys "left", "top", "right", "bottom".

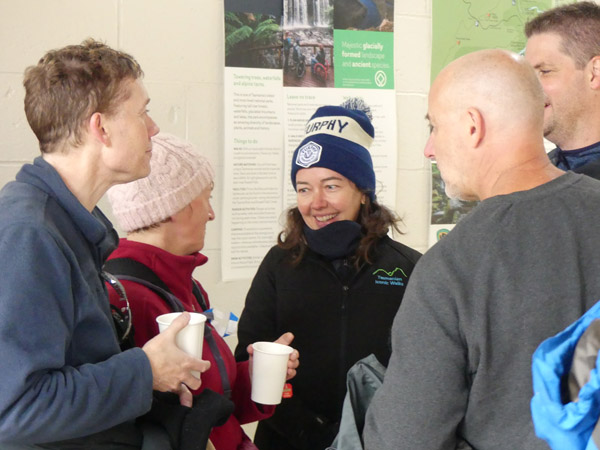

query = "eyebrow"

[{"left": 138, "top": 97, "right": 151, "bottom": 113}]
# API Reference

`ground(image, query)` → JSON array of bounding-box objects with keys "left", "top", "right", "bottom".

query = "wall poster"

[{"left": 223, "top": 0, "right": 397, "bottom": 280}]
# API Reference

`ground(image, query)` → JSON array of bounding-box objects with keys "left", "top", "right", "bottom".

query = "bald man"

[
  {"left": 525, "top": 2, "right": 600, "bottom": 178},
  {"left": 363, "top": 49, "right": 600, "bottom": 450}
]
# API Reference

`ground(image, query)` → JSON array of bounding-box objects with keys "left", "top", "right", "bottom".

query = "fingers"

[
  {"left": 162, "top": 311, "right": 191, "bottom": 336},
  {"left": 246, "top": 345, "right": 254, "bottom": 379},
  {"left": 275, "top": 332, "right": 294, "bottom": 346},
  {"left": 177, "top": 383, "right": 193, "bottom": 408},
  {"left": 142, "top": 316, "right": 211, "bottom": 394},
  {"left": 286, "top": 349, "right": 300, "bottom": 380},
  {"left": 274, "top": 332, "right": 298, "bottom": 380},
  {"left": 180, "top": 359, "right": 211, "bottom": 391},
  {"left": 155, "top": 354, "right": 210, "bottom": 392},
  {"left": 247, "top": 334, "right": 298, "bottom": 382},
  {"left": 288, "top": 348, "right": 300, "bottom": 365}
]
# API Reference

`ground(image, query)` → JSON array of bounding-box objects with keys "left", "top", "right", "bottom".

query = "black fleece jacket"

[{"left": 235, "top": 235, "right": 421, "bottom": 450}]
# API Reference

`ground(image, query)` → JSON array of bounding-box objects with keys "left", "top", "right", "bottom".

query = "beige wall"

[{"left": 0, "top": 0, "right": 432, "bottom": 329}]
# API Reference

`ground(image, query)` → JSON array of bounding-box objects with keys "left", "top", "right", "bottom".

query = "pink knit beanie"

[{"left": 107, "top": 132, "right": 215, "bottom": 232}]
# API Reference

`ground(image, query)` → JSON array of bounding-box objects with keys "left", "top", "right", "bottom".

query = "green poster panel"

[{"left": 333, "top": 29, "right": 394, "bottom": 89}]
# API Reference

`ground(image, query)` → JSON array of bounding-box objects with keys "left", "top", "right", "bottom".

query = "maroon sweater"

[{"left": 107, "top": 238, "right": 273, "bottom": 450}]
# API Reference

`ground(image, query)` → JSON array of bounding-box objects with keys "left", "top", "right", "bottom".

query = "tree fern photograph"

[{"left": 225, "top": 11, "right": 282, "bottom": 68}]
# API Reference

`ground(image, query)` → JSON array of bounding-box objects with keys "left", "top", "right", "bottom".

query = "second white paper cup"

[
  {"left": 251, "top": 341, "right": 294, "bottom": 405},
  {"left": 156, "top": 312, "right": 206, "bottom": 378}
]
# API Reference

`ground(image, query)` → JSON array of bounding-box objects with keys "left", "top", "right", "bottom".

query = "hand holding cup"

[
  {"left": 142, "top": 311, "right": 211, "bottom": 394},
  {"left": 248, "top": 332, "right": 300, "bottom": 405}
]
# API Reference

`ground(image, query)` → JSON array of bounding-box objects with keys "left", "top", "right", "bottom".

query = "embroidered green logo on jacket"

[{"left": 372, "top": 267, "right": 407, "bottom": 286}]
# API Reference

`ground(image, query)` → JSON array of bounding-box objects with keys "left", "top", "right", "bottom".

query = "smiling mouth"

[{"left": 315, "top": 213, "right": 337, "bottom": 222}]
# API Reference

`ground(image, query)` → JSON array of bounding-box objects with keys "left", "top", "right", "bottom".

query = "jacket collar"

[{"left": 16, "top": 157, "right": 117, "bottom": 258}]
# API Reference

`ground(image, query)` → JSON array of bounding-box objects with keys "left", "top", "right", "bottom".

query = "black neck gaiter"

[{"left": 303, "top": 220, "right": 362, "bottom": 260}]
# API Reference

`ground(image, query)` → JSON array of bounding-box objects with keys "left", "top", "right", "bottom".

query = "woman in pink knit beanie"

[{"left": 105, "top": 132, "right": 299, "bottom": 450}]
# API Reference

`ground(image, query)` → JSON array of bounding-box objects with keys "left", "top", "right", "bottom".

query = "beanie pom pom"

[{"left": 340, "top": 97, "right": 373, "bottom": 121}]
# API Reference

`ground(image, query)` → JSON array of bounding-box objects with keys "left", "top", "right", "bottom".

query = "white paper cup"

[
  {"left": 156, "top": 312, "right": 206, "bottom": 378},
  {"left": 251, "top": 341, "right": 294, "bottom": 405}
]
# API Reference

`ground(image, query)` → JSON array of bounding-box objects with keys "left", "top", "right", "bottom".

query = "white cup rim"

[
  {"left": 252, "top": 341, "right": 294, "bottom": 355},
  {"left": 156, "top": 312, "right": 207, "bottom": 326}
]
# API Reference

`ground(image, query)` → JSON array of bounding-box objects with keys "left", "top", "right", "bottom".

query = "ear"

[
  {"left": 589, "top": 56, "right": 600, "bottom": 90},
  {"left": 465, "top": 107, "right": 485, "bottom": 148},
  {"left": 88, "top": 112, "right": 110, "bottom": 146}
]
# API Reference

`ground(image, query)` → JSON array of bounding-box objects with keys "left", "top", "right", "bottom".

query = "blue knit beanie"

[{"left": 291, "top": 98, "right": 376, "bottom": 200}]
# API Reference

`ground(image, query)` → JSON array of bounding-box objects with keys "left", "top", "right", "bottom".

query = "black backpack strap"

[
  {"left": 103, "top": 257, "right": 232, "bottom": 399},
  {"left": 104, "top": 258, "right": 185, "bottom": 312},
  {"left": 105, "top": 258, "right": 172, "bottom": 296},
  {"left": 191, "top": 280, "right": 208, "bottom": 311}
]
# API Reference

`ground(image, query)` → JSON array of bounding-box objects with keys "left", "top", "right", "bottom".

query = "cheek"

[
  {"left": 348, "top": 200, "right": 362, "bottom": 221},
  {"left": 296, "top": 195, "right": 311, "bottom": 215},
  {"left": 296, "top": 200, "right": 315, "bottom": 225},
  {"left": 541, "top": 78, "right": 563, "bottom": 98},
  {"left": 335, "top": 195, "right": 361, "bottom": 220},
  {"left": 540, "top": 83, "right": 553, "bottom": 98}
]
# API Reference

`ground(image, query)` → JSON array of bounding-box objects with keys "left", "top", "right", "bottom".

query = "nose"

[
  {"left": 311, "top": 189, "right": 327, "bottom": 209},
  {"left": 424, "top": 134, "right": 435, "bottom": 160},
  {"left": 147, "top": 115, "right": 160, "bottom": 137},
  {"left": 208, "top": 204, "right": 215, "bottom": 221}
]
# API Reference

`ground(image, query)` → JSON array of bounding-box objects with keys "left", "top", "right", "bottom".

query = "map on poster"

[
  {"left": 428, "top": 0, "right": 568, "bottom": 247},
  {"left": 431, "top": 0, "right": 553, "bottom": 80}
]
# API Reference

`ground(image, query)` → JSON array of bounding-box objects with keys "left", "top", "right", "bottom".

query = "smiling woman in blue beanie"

[{"left": 235, "top": 98, "right": 422, "bottom": 450}]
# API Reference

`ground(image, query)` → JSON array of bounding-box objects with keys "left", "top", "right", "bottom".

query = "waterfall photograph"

[
  {"left": 283, "top": 0, "right": 333, "bottom": 28},
  {"left": 282, "top": 0, "right": 334, "bottom": 87}
]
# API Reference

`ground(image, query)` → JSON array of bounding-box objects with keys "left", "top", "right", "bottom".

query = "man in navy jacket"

[{"left": 525, "top": 2, "right": 600, "bottom": 179}]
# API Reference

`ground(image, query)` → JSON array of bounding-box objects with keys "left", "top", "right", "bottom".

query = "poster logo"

[
  {"left": 374, "top": 71, "right": 387, "bottom": 87},
  {"left": 437, "top": 228, "right": 450, "bottom": 241},
  {"left": 296, "top": 141, "right": 322, "bottom": 167}
]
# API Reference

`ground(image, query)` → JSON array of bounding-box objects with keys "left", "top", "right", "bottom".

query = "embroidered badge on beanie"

[
  {"left": 290, "top": 97, "right": 377, "bottom": 200},
  {"left": 295, "top": 141, "right": 322, "bottom": 168}
]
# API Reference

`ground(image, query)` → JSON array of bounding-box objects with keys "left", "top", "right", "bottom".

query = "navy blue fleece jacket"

[{"left": 0, "top": 157, "right": 152, "bottom": 444}]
